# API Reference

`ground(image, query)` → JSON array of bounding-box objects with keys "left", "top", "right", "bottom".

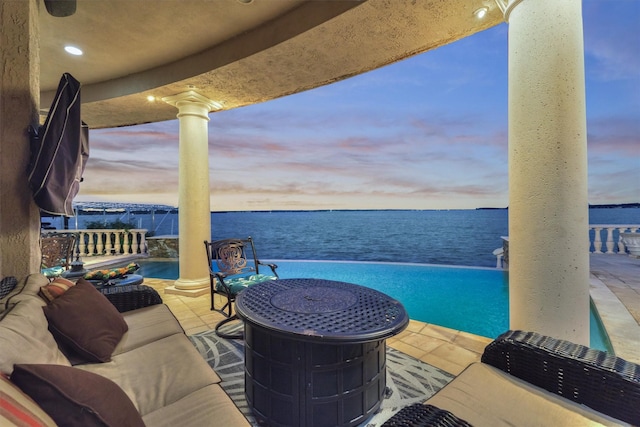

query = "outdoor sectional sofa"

[
  {"left": 383, "top": 330, "right": 640, "bottom": 427},
  {"left": 0, "top": 273, "right": 249, "bottom": 427}
]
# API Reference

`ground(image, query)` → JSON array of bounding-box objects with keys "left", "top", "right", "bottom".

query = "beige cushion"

[
  {"left": 425, "top": 362, "right": 630, "bottom": 427},
  {"left": 0, "top": 374, "right": 57, "bottom": 427},
  {"left": 1, "top": 274, "right": 49, "bottom": 312},
  {"left": 142, "top": 384, "right": 250, "bottom": 427},
  {"left": 77, "top": 333, "right": 221, "bottom": 416},
  {"left": 0, "top": 299, "right": 70, "bottom": 375},
  {"left": 114, "top": 304, "right": 185, "bottom": 356}
]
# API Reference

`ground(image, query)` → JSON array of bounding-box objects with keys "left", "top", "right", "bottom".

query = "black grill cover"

[{"left": 28, "top": 73, "right": 89, "bottom": 216}]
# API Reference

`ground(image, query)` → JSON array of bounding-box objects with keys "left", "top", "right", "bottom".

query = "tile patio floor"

[{"left": 129, "top": 253, "right": 639, "bottom": 376}]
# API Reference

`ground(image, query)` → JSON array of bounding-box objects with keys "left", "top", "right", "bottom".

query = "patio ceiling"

[{"left": 39, "top": 0, "right": 503, "bottom": 129}]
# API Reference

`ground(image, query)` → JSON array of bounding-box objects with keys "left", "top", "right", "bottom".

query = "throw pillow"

[
  {"left": 1, "top": 373, "right": 56, "bottom": 427},
  {"left": 83, "top": 262, "right": 140, "bottom": 282},
  {"left": 0, "top": 276, "right": 18, "bottom": 300},
  {"left": 38, "top": 277, "right": 76, "bottom": 303},
  {"left": 10, "top": 364, "right": 144, "bottom": 427},
  {"left": 42, "top": 279, "right": 128, "bottom": 363}
]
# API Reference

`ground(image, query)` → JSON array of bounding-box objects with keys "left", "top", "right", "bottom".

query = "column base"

[
  {"left": 165, "top": 285, "right": 209, "bottom": 298},
  {"left": 166, "top": 276, "right": 209, "bottom": 297},
  {"left": 171, "top": 276, "right": 209, "bottom": 291}
]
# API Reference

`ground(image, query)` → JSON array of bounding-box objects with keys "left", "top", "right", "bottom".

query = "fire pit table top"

[{"left": 235, "top": 278, "right": 409, "bottom": 343}]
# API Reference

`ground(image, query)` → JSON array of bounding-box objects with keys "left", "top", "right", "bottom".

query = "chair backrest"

[
  {"left": 41, "top": 232, "right": 77, "bottom": 270},
  {"left": 205, "top": 237, "right": 261, "bottom": 277}
]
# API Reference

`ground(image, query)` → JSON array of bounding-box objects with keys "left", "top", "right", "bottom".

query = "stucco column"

[
  {"left": 505, "top": 0, "right": 590, "bottom": 344},
  {"left": 0, "top": 0, "right": 42, "bottom": 278},
  {"left": 163, "top": 91, "right": 219, "bottom": 290}
]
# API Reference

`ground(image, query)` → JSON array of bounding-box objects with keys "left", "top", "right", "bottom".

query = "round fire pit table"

[{"left": 235, "top": 278, "right": 409, "bottom": 427}]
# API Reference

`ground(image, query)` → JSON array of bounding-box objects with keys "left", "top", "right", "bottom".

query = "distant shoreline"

[
  {"left": 476, "top": 203, "right": 639, "bottom": 210},
  {"left": 60, "top": 202, "right": 639, "bottom": 216},
  {"left": 587, "top": 203, "right": 640, "bottom": 209}
]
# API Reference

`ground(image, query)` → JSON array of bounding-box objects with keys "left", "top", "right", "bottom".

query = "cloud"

[{"left": 75, "top": 1, "right": 636, "bottom": 211}]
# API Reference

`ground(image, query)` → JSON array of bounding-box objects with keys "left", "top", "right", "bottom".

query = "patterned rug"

[{"left": 189, "top": 322, "right": 453, "bottom": 426}]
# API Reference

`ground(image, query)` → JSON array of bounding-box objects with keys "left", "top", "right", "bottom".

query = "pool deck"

[{"left": 87, "top": 253, "right": 640, "bottom": 374}]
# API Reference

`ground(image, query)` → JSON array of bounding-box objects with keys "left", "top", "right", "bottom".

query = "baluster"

[
  {"left": 592, "top": 227, "right": 603, "bottom": 254},
  {"left": 139, "top": 232, "right": 147, "bottom": 254},
  {"left": 131, "top": 232, "right": 140, "bottom": 254},
  {"left": 605, "top": 227, "right": 615, "bottom": 254},
  {"left": 105, "top": 231, "right": 113, "bottom": 254},
  {"left": 78, "top": 231, "right": 87, "bottom": 257},
  {"left": 96, "top": 231, "right": 105, "bottom": 254},
  {"left": 114, "top": 230, "right": 122, "bottom": 254},
  {"left": 617, "top": 227, "right": 628, "bottom": 254}
]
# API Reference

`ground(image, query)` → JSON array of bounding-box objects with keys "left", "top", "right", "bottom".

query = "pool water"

[{"left": 135, "top": 259, "right": 611, "bottom": 351}]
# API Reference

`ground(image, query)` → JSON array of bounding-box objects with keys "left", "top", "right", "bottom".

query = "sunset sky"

[{"left": 79, "top": 0, "right": 639, "bottom": 211}]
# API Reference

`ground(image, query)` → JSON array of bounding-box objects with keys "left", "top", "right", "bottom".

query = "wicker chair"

[
  {"left": 99, "top": 284, "right": 163, "bottom": 313},
  {"left": 383, "top": 330, "right": 639, "bottom": 426},
  {"left": 41, "top": 232, "right": 77, "bottom": 278},
  {"left": 204, "top": 237, "right": 278, "bottom": 339}
]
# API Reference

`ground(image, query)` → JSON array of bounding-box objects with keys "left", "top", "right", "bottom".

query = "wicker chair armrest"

[
  {"left": 99, "top": 284, "right": 163, "bottom": 313},
  {"left": 481, "top": 330, "right": 640, "bottom": 425},
  {"left": 382, "top": 403, "right": 472, "bottom": 427}
]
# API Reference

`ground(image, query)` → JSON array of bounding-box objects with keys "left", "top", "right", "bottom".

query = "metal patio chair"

[
  {"left": 41, "top": 232, "right": 77, "bottom": 279},
  {"left": 204, "top": 237, "right": 278, "bottom": 338}
]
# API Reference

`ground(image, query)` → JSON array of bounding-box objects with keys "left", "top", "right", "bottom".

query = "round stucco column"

[
  {"left": 163, "top": 91, "right": 219, "bottom": 290},
  {"left": 506, "top": 0, "right": 590, "bottom": 344}
]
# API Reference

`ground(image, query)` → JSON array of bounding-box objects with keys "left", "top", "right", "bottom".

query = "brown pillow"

[
  {"left": 10, "top": 364, "right": 144, "bottom": 427},
  {"left": 42, "top": 278, "right": 128, "bottom": 363}
]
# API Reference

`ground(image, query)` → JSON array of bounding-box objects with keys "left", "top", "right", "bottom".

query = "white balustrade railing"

[
  {"left": 69, "top": 229, "right": 148, "bottom": 257},
  {"left": 589, "top": 224, "right": 639, "bottom": 254},
  {"left": 496, "top": 224, "right": 640, "bottom": 268}
]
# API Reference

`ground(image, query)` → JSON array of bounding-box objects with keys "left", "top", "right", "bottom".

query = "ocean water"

[
  {"left": 57, "top": 207, "right": 639, "bottom": 268},
  {"left": 58, "top": 207, "right": 634, "bottom": 350}
]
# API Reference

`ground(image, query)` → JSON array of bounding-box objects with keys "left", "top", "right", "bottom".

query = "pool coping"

[{"left": 589, "top": 274, "right": 640, "bottom": 364}]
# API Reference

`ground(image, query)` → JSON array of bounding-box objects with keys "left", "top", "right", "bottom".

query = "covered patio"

[{"left": 2, "top": 0, "right": 599, "bottom": 344}]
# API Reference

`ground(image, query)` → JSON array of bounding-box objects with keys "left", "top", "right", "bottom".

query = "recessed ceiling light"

[
  {"left": 237, "top": 0, "right": 253, "bottom": 4},
  {"left": 474, "top": 7, "right": 488, "bottom": 19},
  {"left": 64, "top": 45, "right": 83, "bottom": 56},
  {"left": 147, "top": 95, "right": 156, "bottom": 102}
]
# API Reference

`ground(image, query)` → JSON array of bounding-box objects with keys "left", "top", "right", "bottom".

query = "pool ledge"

[{"left": 590, "top": 274, "right": 640, "bottom": 364}]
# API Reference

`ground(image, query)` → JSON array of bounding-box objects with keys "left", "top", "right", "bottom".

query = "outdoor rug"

[{"left": 189, "top": 322, "right": 454, "bottom": 426}]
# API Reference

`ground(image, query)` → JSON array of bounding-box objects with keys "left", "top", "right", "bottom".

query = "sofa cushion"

[
  {"left": 11, "top": 364, "right": 145, "bottom": 427},
  {"left": 0, "top": 299, "right": 70, "bottom": 375},
  {"left": 142, "top": 384, "right": 250, "bottom": 427},
  {"left": 0, "top": 373, "right": 57, "bottom": 427},
  {"left": 217, "top": 274, "right": 277, "bottom": 294},
  {"left": 114, "top": 304, "right": 185, "bottom": 356},
  {"left": 43, "top": 279, "right": 128, "bottom": 363},
  {"left": 1, "top": 274, "right": 49, "bottom": 313},
  {"left": 425, "top": 362, "right": 627, "bottom": 427},
  {"left": 38, "top": 277, "right": 75, "bottom": 303},
  {"left": 78, "top": 333, "right": 221, "bottom": 416}
]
